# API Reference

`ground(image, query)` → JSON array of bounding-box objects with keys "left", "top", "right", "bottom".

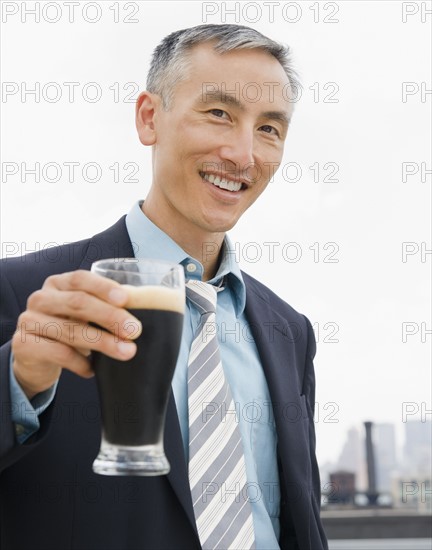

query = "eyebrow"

[
  {"left": 262, "top": 110, "right": 291, "bottom": 126},
  {"left": 198, "top": 90, "right": 245, "bottom": 109},
  {"left": 196, "top": 90, "right": 291, "bottom": 126}
]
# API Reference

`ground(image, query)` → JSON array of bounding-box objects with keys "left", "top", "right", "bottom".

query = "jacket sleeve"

[
  {"left": 0, "top": 265, "right": 56, "bottom": 471},
  {"left": 0, "top": 268, "right": 22, "bottom": 459}
]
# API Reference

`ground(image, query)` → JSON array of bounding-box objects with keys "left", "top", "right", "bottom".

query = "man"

[{"left": 0, "top": 24, "right": 328, "bottom": 550}]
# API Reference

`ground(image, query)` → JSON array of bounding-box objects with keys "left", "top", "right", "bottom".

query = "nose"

[{"left": 218, "top": 126, "right": 256, "bottom": 178}]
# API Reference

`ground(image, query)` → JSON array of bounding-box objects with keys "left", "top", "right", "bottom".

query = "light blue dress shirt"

[{"left": 10, "top": 201, "right": 281, "bottom": 549}]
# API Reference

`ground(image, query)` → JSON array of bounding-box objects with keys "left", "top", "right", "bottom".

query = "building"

[
  {"left": 392, "top": 474, "right": 431, "bottom": 513},
  {"left": 375, "top": 423, "right": 397, "bottom": 493},
  {"left": 403, "top": 420, "right": 432, "bottom": 476}
]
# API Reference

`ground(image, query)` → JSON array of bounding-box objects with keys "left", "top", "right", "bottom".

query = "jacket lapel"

[
  {"left": 164, "top": 393, "right": 198, "bottom": 534},
  {"left": 243, "top": 275, "right": 312, "bottom": 545},
  {"left": 78, "top": 216, "right": 136, "bottom": 271}
]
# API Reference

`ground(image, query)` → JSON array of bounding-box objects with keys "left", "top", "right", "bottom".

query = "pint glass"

[{"left": 91, "top": 258, "right": 184, "bottom": 476}]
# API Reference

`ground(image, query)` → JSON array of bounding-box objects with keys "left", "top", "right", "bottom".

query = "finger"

[
  {"left": 27, "top": 288, "right": 141, "bottom": 341},
  {"left": 16, "top": 311, "right": 137, "bottom": 361},
  {"left": 77, "top": 347, "right": 92, "bottom": 357},
  {"left": 44, "top": 270, "right": 130, "bottom": 307}
]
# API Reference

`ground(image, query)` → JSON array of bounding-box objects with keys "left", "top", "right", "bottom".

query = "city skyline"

[{"left": 320, "top": 420, "right": 432, "bottom": 501}]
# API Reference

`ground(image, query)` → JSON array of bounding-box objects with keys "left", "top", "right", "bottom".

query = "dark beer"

[{"left": 92, "top": 285, "right": 184, "bottom": 446}]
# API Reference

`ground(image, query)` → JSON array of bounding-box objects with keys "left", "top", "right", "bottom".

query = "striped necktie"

[{"left": 186, "top": 280, "right": 256, "bottom": 550}]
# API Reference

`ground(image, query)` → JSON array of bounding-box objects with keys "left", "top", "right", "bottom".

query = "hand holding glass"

[{"left": 91, "top": 259, "right": 184, "bottom": 476}]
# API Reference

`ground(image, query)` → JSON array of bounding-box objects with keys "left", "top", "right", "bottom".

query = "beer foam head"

[{"left": 123, "top": 285, "right": 184, "bottom": 313}]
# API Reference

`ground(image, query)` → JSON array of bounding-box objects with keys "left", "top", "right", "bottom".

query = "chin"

[
  {"left": 202, "top": 216, "right": 239, "bottom": 233},
  {"left": 198, "top": 205, "right": 245, "bottom": 233}
]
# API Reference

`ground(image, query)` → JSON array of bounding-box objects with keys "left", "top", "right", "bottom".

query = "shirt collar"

[{"left": 125, "top": 201, "right": 246, "bottom": 316}]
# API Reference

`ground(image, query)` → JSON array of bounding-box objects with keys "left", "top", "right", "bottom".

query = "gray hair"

[{"left": 146, "top": 24, "right": 299, "bottom": 109}]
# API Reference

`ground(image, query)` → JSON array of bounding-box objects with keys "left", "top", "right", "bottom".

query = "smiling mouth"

[{"left": 200, "top": 172, "right": 246, "bottom": 192}]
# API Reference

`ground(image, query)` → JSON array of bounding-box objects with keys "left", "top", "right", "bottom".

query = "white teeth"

[{"left": 202, "top": 173, "right": 242, "bottom": 192}]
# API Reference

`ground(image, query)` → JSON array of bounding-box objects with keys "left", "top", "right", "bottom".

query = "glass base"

[{"left": 92, "top": 443, "right": 170, "bottom": 476}]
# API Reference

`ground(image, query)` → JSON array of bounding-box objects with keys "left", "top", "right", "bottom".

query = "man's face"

[{"left": 140, "top": 43, "right": 293, "bottom": 238}]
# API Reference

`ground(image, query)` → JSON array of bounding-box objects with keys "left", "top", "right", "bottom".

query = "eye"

[
  {"left": 259, "top": 125, "right": 280, "bottom": 137},
  {"left": 208, "top": 109, "right": 229, "bottom": 119}
]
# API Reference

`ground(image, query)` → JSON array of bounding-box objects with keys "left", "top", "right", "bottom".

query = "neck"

[{"left": 141, "top": 199, "right": 224, "bottom": 281}]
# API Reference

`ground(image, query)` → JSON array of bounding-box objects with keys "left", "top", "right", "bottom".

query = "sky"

[{"left": 1, "top": 0, "right": 431, "bottom": 466}]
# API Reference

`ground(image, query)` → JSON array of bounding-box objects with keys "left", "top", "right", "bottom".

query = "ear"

[{"left": 135, "top": 91, "right": 159, "bottom": 146}]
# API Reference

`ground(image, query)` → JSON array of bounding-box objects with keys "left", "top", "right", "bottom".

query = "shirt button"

[
  {"left": 15, "top": 424, "right": 25, "bottom": 436},
  {"left": 186, "top": 263, "right": 197, "bottom": 273}
]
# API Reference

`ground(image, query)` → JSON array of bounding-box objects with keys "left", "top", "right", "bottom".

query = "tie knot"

[{"left": 186, "top": 280, "right": 217, "bottom": 314}]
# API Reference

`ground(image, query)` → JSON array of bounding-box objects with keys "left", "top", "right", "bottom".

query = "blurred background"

[{"left": 1, "top": 1, "right": 431, "bottom": 547}]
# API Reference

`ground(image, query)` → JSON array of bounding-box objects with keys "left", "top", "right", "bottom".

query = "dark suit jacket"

[{"left": 0, "top": 217, "right": 328, "bottom": 550}]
